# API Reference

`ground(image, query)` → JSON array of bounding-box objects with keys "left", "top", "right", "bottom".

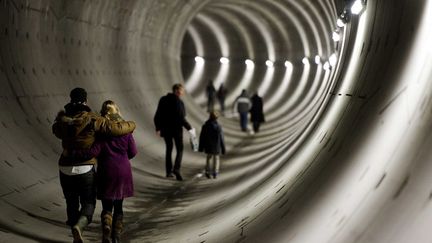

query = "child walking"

[{"left": 199, "top": 111, "right": 226, "bottom": 179}]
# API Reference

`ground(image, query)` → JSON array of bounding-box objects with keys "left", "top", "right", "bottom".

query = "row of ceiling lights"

[
  {"left": 192, "top": 1, "right": 366, "bottom": 72},
  {"left": 194, "top": 55, "right": 337, "bottom": 71},
  {"left": 333, "top": 0, "right": 367, "bottom": 42}
]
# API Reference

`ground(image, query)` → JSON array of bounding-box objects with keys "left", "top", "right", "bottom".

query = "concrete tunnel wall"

[{"left": 1, "top": 0, "right": 432, "bottom": 242}]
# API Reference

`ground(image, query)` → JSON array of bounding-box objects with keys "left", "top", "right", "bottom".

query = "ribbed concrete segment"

[{"left": 1, "top": 0, "right": 432, "bottom": 242}]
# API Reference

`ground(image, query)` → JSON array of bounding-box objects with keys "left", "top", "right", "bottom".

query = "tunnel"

[{"left": 1, "top": 0, "right": 432, "bottom": 242}]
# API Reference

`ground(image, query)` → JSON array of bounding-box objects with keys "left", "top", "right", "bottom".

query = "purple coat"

[
  {"left": 97, "top": 133, "right": 137, "bottom": 200},
  {"left": 71, "top": 134, "right": 138, "bottom": 200}
]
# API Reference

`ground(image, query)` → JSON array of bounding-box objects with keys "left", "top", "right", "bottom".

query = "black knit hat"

[{"left": 70, "top": 87, "right": 87, "bottom": 103}]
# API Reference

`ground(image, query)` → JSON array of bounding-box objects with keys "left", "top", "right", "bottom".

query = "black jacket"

[
  {"left": 250, "top": 94, "right": 265, "bottom": 122},
  {"left": 198, "top": 119, "right": 225, "bottom": 155},
  {"left": 154, "top": 93, "right": 192, "bottom": 137}
]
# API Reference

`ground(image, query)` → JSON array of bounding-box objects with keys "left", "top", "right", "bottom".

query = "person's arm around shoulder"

[
  {"left": 93, "top": 114, "right": 136, "bottom": 136},
  {"left": 52, "top": 110, "right": 68, "bottom": 139}
]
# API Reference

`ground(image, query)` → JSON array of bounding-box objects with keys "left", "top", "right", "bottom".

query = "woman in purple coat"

[{"left": 98, "top": 100, "right": 137, "bottom": 243}]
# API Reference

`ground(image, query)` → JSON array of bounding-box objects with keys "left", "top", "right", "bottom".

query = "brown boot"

[
  {"left": 101, "top": 211, "right": 113, "bottom": 243},
  {"left": 111, "top": 214, "right": 123, "bottom": 243}
]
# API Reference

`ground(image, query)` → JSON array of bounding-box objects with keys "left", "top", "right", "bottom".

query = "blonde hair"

[
  {"left": 172, "top": 83, "right": 184, "bottom": 92},
  {"left": 100, "top": 100, "right": 122, "bottom": 120}
]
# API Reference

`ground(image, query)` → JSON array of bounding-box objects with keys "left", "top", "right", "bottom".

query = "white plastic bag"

[{"left": 188, "top": 128, "right": 198, "bottom": 152}]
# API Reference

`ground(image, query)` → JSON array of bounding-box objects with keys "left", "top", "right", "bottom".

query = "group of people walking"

[
  {"left": 233, "top": 89, "right": 265, "bottom": 133},
  {"left": 52, "top": 82, "right": 263, "bottom": 242},
  {"left": 206, "top": 80, "right": 265, "bottom": 133},
  {"left": 205, "top": 80, "right": 227, "bottom": 114}
]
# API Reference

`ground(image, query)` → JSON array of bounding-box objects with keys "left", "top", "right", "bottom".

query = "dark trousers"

[
  {"left": 218, "top": 98, "right": 225, "bottom": 112},
  {"left": 60, "top": 169, "right": 96, "bottom": 225},
  {"left": 102, "top": 199, "right": 124, "bottom": 215},
  {"left": 163, "top": 134, "right": 183, "bottom": 175},
  {"left": 253, "top": 121, "right": 261, "bottom": 133},
  {"left": 207, "top": 98, "right": 215, "bottom": 112},
  {"left": 239, "top": 112, "right": 248, "bottom": 131}
]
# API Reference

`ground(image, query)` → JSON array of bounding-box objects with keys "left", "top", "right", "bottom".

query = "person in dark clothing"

[
  {"left": 154, "top": 83, "right": 194, "bottom": 181},
  {"left": 233, "top": 89, "right": 252, "bottom": 132},
  {"left": 206, "top": 80, "right": 217, "bottom": 112},
  {"left": 250, "top": 93, "right": 265, "bottom": 133},
  {"left": 199, "top": 111, "right": 226, "bottom": 179},
  {"left": 52, "top": 87, "right": 136, "bottom": 243},
  {"left": 217, "top": 83, "right": 227, "bottom": 114}
]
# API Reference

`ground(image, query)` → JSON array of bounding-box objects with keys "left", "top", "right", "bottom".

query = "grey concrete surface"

[{"left": 1, "top": 0, "right": 432, "bottom": 242}]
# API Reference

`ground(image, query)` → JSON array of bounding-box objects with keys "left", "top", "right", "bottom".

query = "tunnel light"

[
  {"left": 323, "top": 61, "right": 330, "bottom": 70},
  {"left": 265, "top": 60, "right": 274, "bottom": 68},
  {"left": 351, "top": 0, "right": 366, "bottom": 15},
  {"left": 220, "top": 57, "right": 229, "bottom": 64},
  {"left": 336, "top": 9, "right": 350, "bottom": 27},
  {"left": 245, "top": 59, "right": 255, "bottom": 69},
  {"left": 332, "top": 31, "right": 341, "bottom": 42},
  {"left": 329, "top": 53, "right": 338, "bottom": 67},
  {"left": 285, "top": 61, "right": 292, "bottom": 68},
  {"left": 315, "top": 55, "right": 321, "bottom": 64},
  {"left": 336, "top": 18, "right": 346, "bottom": 28},
  {"left": 194, "top": 56, "right": 204, "bottom": 65},
  {"left": 302, "top": 57, "right": 309, "bottom": 65}
]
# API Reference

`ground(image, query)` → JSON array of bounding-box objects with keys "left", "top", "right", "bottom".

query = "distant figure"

[
  {"left": 233, "top": 89, "right": 252, "bottom": 132},
  {"left": 154, "top": 83, "right": 194, "bottom": 181},
  {"left": 250, "top": 93, "right": 265, "bottom": 133},
  {"left": 52, "top": 88, "right": 135, "bottom": 243},
  {"left": 206, "top": 80, "right": 217, "bottom": 112},
  {"left": 199, "top": 111, "right": 226, "bottom": 179},
  {"left": 217, "top": 83, "right": 227, "bottom": 114}
]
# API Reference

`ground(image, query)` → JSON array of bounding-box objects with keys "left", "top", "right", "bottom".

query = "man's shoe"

[
  {"left": 213, "top": 173, "right": 218, "bottom": 179},
  {"left": 205, "top": 172, "right": 211, "bottom": 179},
  {"left": 174, "top": 172, "right": 183, "bottom": 181},
  {"left": 72, "top": 216, "right": 88, "bottom": 243},
  {"left": 166, "top": 173, "right": 174, "bottom": 178}
]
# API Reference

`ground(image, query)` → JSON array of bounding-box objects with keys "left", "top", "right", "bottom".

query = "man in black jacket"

[{"left": 154, "top": 83, "right": 193, "bottom": 181}]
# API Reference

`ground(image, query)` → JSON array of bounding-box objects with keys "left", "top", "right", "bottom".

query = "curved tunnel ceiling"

[{"left": 1, "top": 0, "right": 432, "bottom": 242}]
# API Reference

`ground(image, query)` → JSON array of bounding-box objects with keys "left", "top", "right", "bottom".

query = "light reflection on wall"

[
  {"left": 257, "top": 62, "right": 275, "bottom": 98},
  {"left": 265, "top": 61, "right": 294, "bottom": 111},
  {"left": 185, "top": 25, "right": 205, "bottom": 92},
  {"left": 226, "top": 59, "right": 255, "bottom": 105},
  {"left": 185, "top": 56, "right": 205, "bottom": 94}
]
